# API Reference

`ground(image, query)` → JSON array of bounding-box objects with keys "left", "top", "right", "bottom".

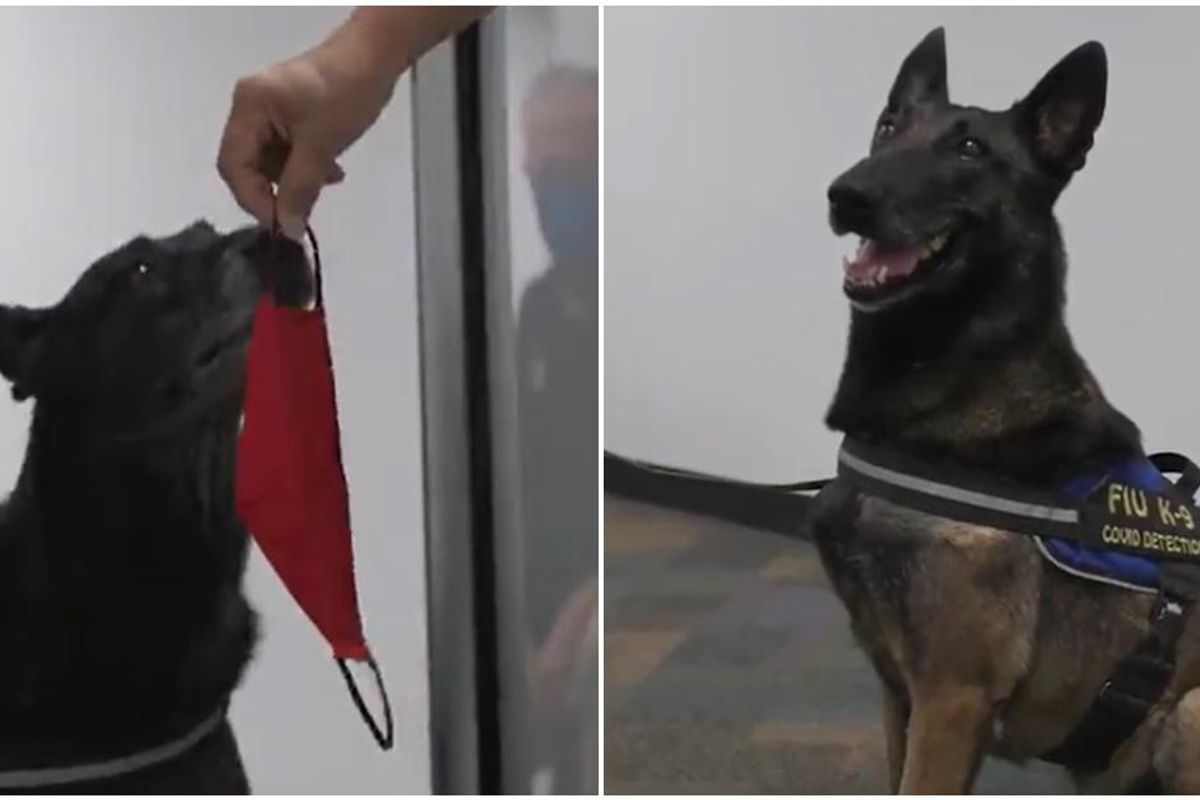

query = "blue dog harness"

[
  {"left": 1039, "top": 458, "right": 1171, "bottom": 592},
  {"left": 829, "top": 438, "right": 1200, "bottom": 773}
]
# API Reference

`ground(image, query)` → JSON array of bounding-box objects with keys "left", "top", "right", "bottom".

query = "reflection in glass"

[{"left": 516, "top": 62, "right": 598, "bottom": 794}]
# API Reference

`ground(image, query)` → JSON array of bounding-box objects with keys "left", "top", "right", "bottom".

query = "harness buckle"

[{"left": 1155, "top": 596, "right": 1184, "bottom": 621}]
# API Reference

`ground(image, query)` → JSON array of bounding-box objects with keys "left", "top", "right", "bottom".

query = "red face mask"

[{"left": 235, "top": 227, "right": 393, "bottom": 749}]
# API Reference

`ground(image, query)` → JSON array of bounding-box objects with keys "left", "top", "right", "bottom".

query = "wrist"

[
  {"left": 329, "top": 7, "right": 490, "bottom": 78},
  {"left": 322, "top": 9, "right": 416, "bottom": 81},
  {"left": 303, "top": 33, "right": 401, "bottom": 108}
]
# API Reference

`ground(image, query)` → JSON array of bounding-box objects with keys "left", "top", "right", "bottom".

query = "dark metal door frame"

[{"left": 411, "top": 25, "right": 502, "bottom": 795}]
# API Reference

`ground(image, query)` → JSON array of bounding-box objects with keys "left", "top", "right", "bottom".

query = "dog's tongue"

[{"left": 843, "top": 240, "right": 921, "bottom": 281}]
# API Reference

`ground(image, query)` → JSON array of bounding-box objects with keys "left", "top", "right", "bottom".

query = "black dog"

[
  {"left": 813, "top": 29, "right": 1200, "bottom": 792},
  {"left": 0, "top": 222, "right": 305, "bottom": 793}
]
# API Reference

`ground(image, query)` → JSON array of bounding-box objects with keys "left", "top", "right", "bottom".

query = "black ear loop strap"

[
  {"left": 268, "top": 194, "right": 394, "bottom": 751},
  {"left": 307, "top": 223, "right": 324, "bottom": 309},
  {"left": 337, "top": 656, "right": 396, "bottom": 750}
]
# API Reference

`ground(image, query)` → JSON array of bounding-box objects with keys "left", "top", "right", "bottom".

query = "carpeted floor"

[{"left": 604, "top": 494, "right": 1073, "bottom": 794}]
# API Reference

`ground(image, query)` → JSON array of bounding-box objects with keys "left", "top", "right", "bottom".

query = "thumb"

[{"left": 276, "top": 144, "right": 330, "bottom": 239}]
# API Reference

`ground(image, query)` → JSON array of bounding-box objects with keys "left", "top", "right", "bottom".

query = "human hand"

[
  {"left": 217, "top": 39, "right": 397, "bottom": 239},
  {"left": 218, "top": 8, "right": 487, "bottom": 238}
]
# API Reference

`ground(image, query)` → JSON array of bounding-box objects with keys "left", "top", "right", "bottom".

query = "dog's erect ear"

[
  {"left": 1016, "top": 42, "right": 1107, "bottom": 175},
  {"left": 887, "top": 27, "right": 948, "bottom": 109},
  {"left": 0, "top": 305, "right": 49, "bottom": 402}
]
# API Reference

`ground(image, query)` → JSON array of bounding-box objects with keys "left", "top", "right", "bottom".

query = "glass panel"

[{"left": 481, "top": 7, "right": 599, "bottom": 794}]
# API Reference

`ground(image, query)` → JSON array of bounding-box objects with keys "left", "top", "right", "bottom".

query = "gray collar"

[{"left": 0, "top": 706, "right": 225, "bottom": 789}]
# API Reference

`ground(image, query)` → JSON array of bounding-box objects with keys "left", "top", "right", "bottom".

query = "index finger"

[
  {"left": 218, "top": 140, "right": 276, "bottom": 228},
  {"left": 217, "top": 109, "right": 279, "bottom": 228}
]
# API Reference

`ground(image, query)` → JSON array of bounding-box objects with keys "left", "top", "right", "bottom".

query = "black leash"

[{"left": 603, "top": 451, "right": 832, "bottom": 494}]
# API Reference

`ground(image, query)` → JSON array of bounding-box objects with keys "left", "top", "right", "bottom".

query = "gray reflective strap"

[
  {"left": 0, "top": 706, "right": 224, "bottom": 789},
  {"left": 838, "top": 446, "right": 1080, "bottom": 524}
]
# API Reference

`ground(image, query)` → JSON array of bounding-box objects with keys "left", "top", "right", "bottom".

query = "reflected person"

[{"left": 516, "top": 64, "right": 599, "bottom": 793}]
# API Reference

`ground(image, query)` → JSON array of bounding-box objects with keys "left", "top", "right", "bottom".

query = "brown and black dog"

[{"left": 811, "top": 28, "right": 1200, "bottom": 793}]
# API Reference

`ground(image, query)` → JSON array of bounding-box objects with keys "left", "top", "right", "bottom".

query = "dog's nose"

[{"left": 827, "top": 181, "right": 879, "bottom": 231}]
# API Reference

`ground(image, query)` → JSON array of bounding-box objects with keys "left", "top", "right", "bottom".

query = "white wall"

[
  {"left": 0, "top": 8, "right": 427, "bottom": 793},
  {"left": 605, "top": 7, "right": 1200, "bottom": 483}
]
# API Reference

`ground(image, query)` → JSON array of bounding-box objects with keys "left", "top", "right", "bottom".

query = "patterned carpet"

[{"left": 604, "top": 495, "right": 1072, "bottom": 794}]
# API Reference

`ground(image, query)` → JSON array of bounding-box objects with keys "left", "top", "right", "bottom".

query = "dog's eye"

[
  {"left": 957, "top": 137, "right": 987, "bottom": 159},
  {"left": 876, "top": 119, "right": 896, "bottom": 141},
  {"left": 126, "top": 261, "right": 154, "bottom": 287}
]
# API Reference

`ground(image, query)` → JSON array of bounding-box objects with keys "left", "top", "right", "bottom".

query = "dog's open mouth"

[{"left": 842, "top": 230, "right": 953, "bottom": 308}]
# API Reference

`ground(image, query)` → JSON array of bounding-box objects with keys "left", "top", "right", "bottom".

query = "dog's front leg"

[
  {"left": 883, "top": 687, "right": 909, "bottom": 793},
  {"left": 898, "top": 685, "right": 993, "bottom": 794}
]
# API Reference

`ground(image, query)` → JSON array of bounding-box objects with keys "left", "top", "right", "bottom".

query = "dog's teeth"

[
  {"left": 875, "top": 265, "right": 886, "bottom": 283},
  {"left": 929, "top": 233, "right": 948, "bottom": 252}
]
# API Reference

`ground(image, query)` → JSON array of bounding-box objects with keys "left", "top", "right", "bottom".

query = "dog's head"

[
  {"left": 827, "top": 28, "right": 1106, "bottom": 313},
  {"left": 0, "top": 221, "right": 309, "bottom": 438}
]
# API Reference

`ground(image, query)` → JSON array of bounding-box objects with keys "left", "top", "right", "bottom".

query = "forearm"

[{"left": 321, "top": 6, "right": 491, "bottom": 79}]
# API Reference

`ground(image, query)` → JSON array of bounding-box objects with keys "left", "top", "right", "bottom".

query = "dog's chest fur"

[
  {"left": 0, "top": 405, "right": 256, "bottom": 765},
  {"left": 810, "top": 483, "right": 1163, "bottom": 759}
]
